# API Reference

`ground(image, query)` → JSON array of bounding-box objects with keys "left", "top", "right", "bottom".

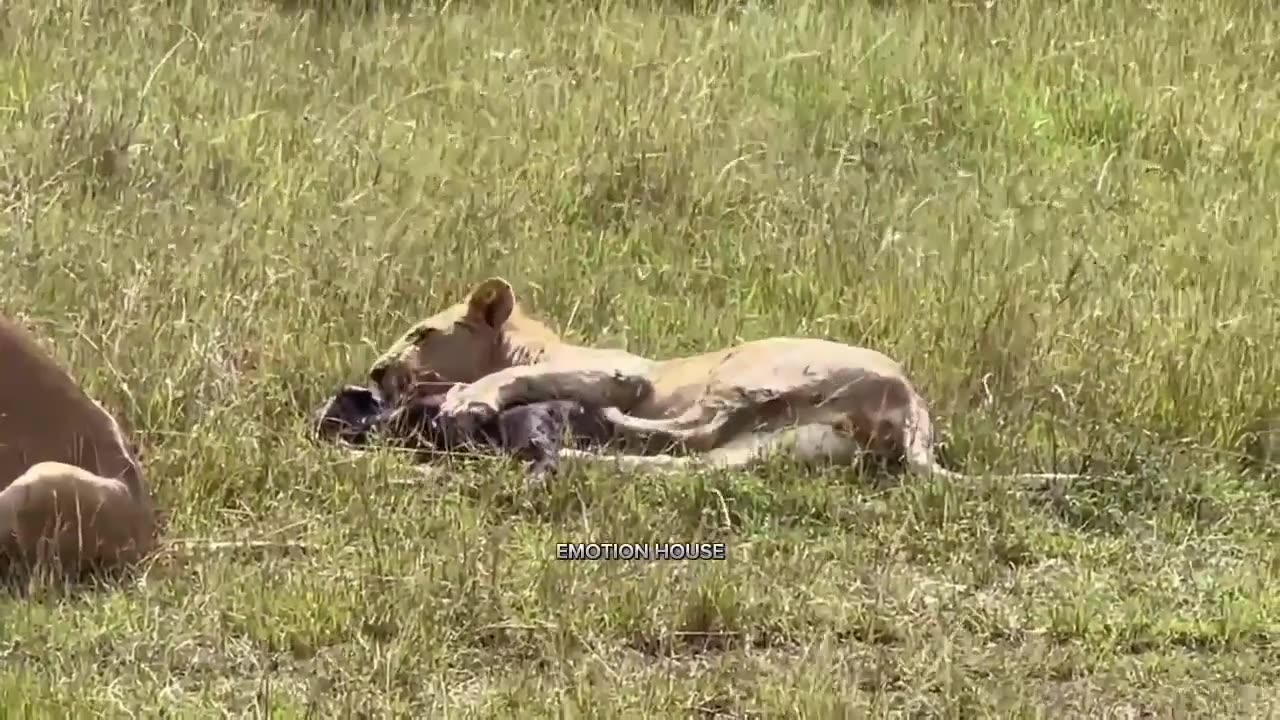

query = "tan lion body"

[
  {"left": 370, "top": 278, "right": 1081, "bottom": 482},
  {"left": 0, "top": 315, "right": 155, "bottom": 576}
]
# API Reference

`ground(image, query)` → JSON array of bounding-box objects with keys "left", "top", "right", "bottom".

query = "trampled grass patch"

[{"left": 3, "top": 0, "right": 1280, "bottom": 715}]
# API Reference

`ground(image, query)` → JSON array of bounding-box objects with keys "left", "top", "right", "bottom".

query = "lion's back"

[{"left": 0, "top": 315, "right": 143, "bottom": 494}]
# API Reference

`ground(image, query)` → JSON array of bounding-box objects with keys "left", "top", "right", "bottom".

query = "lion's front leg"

[{"left": 439, "top": 364, "right": 652, "bottom": 426}]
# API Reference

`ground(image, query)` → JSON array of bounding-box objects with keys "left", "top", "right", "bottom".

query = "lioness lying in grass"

[
  {"left": 0, "top": 314, "right": 155, "bottom": 579},
  {"left": 368, "top": 278, "right": 1085, "bottom": 482}
]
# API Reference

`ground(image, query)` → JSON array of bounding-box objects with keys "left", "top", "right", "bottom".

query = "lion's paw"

[{"left": 438, "top": 389, "right": 500, "bottom": 432}]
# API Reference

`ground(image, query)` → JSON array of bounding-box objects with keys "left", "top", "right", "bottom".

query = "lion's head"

[{"left": 368, "top": 277, "right": 519, "bottom": 404}]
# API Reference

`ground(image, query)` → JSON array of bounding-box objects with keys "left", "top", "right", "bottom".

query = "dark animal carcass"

[{"left": 313, "top": 383, "right": 618, "bottom": 478}]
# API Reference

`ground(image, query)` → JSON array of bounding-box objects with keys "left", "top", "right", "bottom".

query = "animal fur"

[
  {"left": 0, "top": 314, "right": 156, "bottom": 579},
  {"left": 367, "top": 277, "right": 1091, "bottom": 483}
]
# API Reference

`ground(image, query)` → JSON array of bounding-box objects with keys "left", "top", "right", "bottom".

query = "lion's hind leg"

[
  {"left": 0, "top": 461, "right": 155, "bottom": 579},
  {"left": 558, "top": 423, "right": 866, "bottom": 475},
  {"left": 596, "top": 403, "right": 743, "bottom": 454}
]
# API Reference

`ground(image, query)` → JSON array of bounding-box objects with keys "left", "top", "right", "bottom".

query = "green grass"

[{"left": 4, "top": 0, "right": 1280, "bottom": 715}]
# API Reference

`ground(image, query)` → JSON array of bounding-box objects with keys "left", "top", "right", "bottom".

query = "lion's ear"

[{"left": 466, "top": 277, "right": 515, "bottom": 328}]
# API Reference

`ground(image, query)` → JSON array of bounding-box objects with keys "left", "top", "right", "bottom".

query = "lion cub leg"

[{"left": 0, "top": 462, "right": 155, "bottom": 577}]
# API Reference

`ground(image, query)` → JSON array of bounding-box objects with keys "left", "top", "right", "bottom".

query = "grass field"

[{"left": 4, "top": 0, "right": 1280, "bottom": 715}]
